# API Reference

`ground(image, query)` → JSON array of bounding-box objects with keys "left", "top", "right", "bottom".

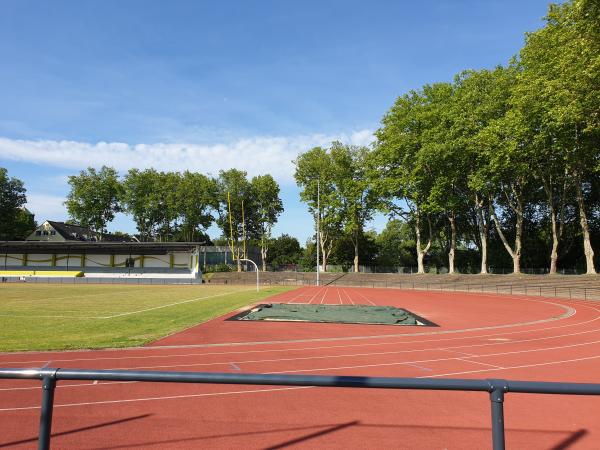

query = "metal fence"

[
  {"left": 2, "top": 367, "right": 600, "bottom": 450},
  {"left": 207, "top": 276, "right": 600, "bottom": 301}
]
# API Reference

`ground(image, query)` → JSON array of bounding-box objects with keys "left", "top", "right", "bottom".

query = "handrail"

[{"left": 3, "top": 368, "right": 600, "bottom": 450}]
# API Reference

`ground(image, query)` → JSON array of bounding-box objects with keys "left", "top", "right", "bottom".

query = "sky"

[{"left": 0, "top": 0, "right": 553, "bottom": 243}]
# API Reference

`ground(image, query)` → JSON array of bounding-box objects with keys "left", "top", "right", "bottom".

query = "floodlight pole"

[
  {"left": 238, "top": 258, "right": 259, "bottom": 292},
  {"left": 316, "top": 179, "right": 320, "bottom": 287}
]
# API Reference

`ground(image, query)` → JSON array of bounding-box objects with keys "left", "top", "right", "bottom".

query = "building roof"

[
  {"left": 0, "top": 241, "right": 203, "bottom": 255},
  {"left": 46, "top": 221, "right": 97, "bottom": 241}
]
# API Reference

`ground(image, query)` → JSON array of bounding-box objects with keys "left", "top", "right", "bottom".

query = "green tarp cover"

[{"left": 239, "top": 303, "right": 419, "bottom": 325}]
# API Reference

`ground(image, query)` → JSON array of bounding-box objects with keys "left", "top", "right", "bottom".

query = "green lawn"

[{"left": 0, "top": 283, "right": 294, "bottom": 352}]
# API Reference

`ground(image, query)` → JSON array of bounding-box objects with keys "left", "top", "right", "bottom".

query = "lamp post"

[{"left": 316, "top": 179, "right": 320, "bottom": 287}]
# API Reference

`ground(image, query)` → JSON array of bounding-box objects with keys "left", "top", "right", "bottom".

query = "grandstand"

[{"left": 0, "top": 241, "right": 203, "bottom": 283}]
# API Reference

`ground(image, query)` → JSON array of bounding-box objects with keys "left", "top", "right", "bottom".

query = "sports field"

[{"left": 0, "top": 284, "right": 293, "bottom": 352}]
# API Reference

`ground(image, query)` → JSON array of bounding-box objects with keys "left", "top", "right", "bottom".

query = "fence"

[
  {"left": 2, "top": 367, "right": 600, "bottom": 450},
  {"left": 207, "top": 276, "right": 600, "bottom": 301}
]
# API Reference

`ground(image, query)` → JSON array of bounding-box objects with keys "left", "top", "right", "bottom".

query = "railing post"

[
  {"left": 39, "top": 374, "right": 57, "bottom": 450},
  {"left": 489, "top": 379, "right": 507, "bottom": 450}
]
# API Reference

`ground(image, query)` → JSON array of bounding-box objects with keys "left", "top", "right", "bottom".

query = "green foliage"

[
  {"left": 65, "top": 166, "right": 122, "bottom": 236},
  {"left": 0, "top": 168, "right": 36, "bottom": 240},
  {"left": 267, "top": 234, "right": 303, "bottom": 267}
]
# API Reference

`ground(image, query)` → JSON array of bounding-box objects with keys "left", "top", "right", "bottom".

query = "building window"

[
  {"left": 50, "top": 231, "right": 56, "bottom": 235},
  {"left": 35, "top": 231, "right": 41, "bottom": 236},
  {"left": 42, "top": 231, "right": 49, "bottom": 236}
]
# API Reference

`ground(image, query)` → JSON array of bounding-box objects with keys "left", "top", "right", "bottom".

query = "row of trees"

[
  {"left": 295, "top": 0, "right": 600, "bottom": 275},
  {"left": 65, "top": 167, "right": 283, "bottom": 271}
]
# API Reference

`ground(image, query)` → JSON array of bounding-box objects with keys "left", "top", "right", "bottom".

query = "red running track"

[{"left": 1, "top": 286, "right": 600, "bottom": 449}]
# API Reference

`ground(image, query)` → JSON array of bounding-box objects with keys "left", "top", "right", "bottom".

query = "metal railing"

[{"left": 2, "top": 368, "right": 600, "bottom": 450}]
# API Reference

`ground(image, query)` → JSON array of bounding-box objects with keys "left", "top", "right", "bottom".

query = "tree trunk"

[
  {"left": 261, "top": 247, "right": 267, "bottom": 271},
  {"left": 448, "top": 214, "right": 456, "bottom": 274},
  {"left": 353, "top": 234, "right": 359, "bottom": 273},
  {"left": 475, "top": 195, "right": 488, "bottom": 274},
  {"left": 414, "top": 211, "right": 432, "bottom": 274},
  {"left": 575, "top": 180, "right": 596, "bottom": 274},
  {"left": 489, "top": 195, "right": 522, "bottom": 275}
]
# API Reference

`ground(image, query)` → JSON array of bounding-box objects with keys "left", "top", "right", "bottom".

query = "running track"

[{"left": 2, "top": 286, "right": 600, "bottom": 449}]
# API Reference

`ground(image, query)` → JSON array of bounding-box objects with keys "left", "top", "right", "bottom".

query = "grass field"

[{"left": 0, "top": 283, "right": 294, "bottom": 352}]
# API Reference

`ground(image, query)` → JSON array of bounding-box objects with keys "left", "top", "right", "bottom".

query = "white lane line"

[
  {"left": 0, "top": 296, "right": 581, "bottom": 356},
  {"left": 0, "top": 386, "right": 313, "bottom": 412},
  {"left": 337, "top": 289, "right": 343, "bottom": 305},
  {"left": 6, "top": 323, "right": 600, "bottom": 392},
  {"left": 306, "top": 287, "right": 324, "bottom": 305},
  {"left": 422, "top": 354, "right": 600, "bottom": 379},
  {"left": 265, "top": 336, "right": 600, "bottom": 375},
  {"left": 457, "top": 358, "right": 503, "bottom": 369},
  {"left": 343, "top": 289, "right": 355, "bottom": 305},
  {"left": 352, "top": 289, "right": 376, "bottom": 306},
  {"left": 1, "top": 302, "right": 595, "bottom": 367},
  {"left": 403, "top": 362, "right": 433, "bottom": 372},
  {"left": 319, "top": 289, "right": 328, "bottom": 305}
]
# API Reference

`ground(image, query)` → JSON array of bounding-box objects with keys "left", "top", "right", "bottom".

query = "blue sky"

[{"left": 0, "top": 0, "right": 552, "bottom": 243}]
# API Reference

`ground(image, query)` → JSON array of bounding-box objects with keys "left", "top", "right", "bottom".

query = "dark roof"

[
  {"left": 47, "top": 221, "right": 97, "bottom": 241},
  {"left": 0, "top": 241, "right": 203, "bottom": 255}
]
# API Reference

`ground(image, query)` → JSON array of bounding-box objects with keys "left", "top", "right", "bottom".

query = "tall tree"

[
  {"left": 516, "top": 0, "right": 600, "bottom": 274},
  {"left": 121, "top": 169, "right": 162, "bottom": 241},
  {"left": 216, "top": 169, "right": 258, "bottom": 272},
  {"left": 0, "top": 168, "right": 35, "bottom": 240},
  {"left": 371, "top": 88, "right": 440, "bottom": 274},
  {"left": 176, "top": 171, "right": 218, "bottom": 242},
  {"left": 65, "top": 166, "right": 121, "bottom": 237},
  {"left": 251, "top": 174, "right": 283, "bottom": 271},
  {"left": 294, "top": 147, "right": 341, "bottom": 272},
  {"left": 330, "top": 142, "right": 377, "bottom": 273}
]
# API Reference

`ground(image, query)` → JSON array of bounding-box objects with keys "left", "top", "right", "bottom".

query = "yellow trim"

[
  {"left": 169, "top": 254, "right": 174, "bottom": 269},
  {"left": 110, "top": 254, "right": 115, "bottom": 267},
  {"left": 22, "top": 254, "right": 28, "bottom": 266},
  {"left": 51, "top": 255, "right": 56, "bottom": 267},
  {"left": 0, "top": 270, "right": 83, "bottom": 277}
]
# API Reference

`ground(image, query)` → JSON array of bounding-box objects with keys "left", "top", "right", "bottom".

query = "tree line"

[
  {"left": 294, "top": 0, "right": 600, "bottom": 275},
  {"left": 64, "top": 167, "right": 283, "bottom": 271}
]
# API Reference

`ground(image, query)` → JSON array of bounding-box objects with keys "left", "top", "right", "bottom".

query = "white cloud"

[
  {"left": 0, "top": 130, "right": 374, "bottom": 185},
  {"left": 24, "top": 194, "right": 68, "bottom": 222}
]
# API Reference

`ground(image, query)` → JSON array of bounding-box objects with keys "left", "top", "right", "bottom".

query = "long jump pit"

[{"left": 2, "top": 285, "right": 600, "bottom": 449}]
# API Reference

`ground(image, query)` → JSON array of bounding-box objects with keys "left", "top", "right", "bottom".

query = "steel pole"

[
  {"left": 38, "top": 376, "right": 57, "bottom": 450},
  {"left": 489, "top": 381, "right": 507, "bottom": 450}
]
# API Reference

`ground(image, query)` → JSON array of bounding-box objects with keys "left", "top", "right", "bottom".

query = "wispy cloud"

[{"left": 0, "top": 130, "right": 374, "bottom": 184}]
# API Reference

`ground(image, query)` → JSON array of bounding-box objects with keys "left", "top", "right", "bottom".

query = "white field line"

[
  {"left": 101, "top": 289, "right": 256, "bottom": 319},
  {"left": 0, "top": 300, "right": 580, "bottom": 364},
  {"left": 0, "top": 289, "right": 256, "bottom": 320},
  {"left": 0, "top": 294, "right": 585, "bottom": 357},
  {"left": 5, "top": 318, "right": 600, "bottom": 368},
  {"left": 0, "top": 386, "right": 313, "bottom": 412}
]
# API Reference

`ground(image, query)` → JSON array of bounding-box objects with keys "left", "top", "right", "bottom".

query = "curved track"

[{"left": 1, "top": 286, "right": 600, "bottom": 449}]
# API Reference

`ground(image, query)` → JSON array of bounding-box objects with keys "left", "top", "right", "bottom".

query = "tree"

[
  {"left": 515, "top": 0, "right": 600, "bottom": 274},
  {"left": 121, "top": 169, "right": 162, "bottom": 241},
  {"left": 216, "top": 169, "right": 258, "bottom": 272},
  {"left": 0, "top": 168, "right": 35, "bottom": 240},
  {"left": 251, "top": 174, "right": 283, "bottom": 271},
  {"left": 175, "top": 171, "right": 218, "bottom": 242},
  {"left": 267, "top": 234, "right": 302, "bottom": 268},
  {"left": 330, "top": 142, "right": 377, "bottom": 273},
  {"left": 371, "top": 87, "right": 441, "bottom": 274},
  {"left": 294, "top": 147, "right": 342, "bottom": 272},
  {"left": 65, "top": 166, "right": 121, "bottom": 237}
]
